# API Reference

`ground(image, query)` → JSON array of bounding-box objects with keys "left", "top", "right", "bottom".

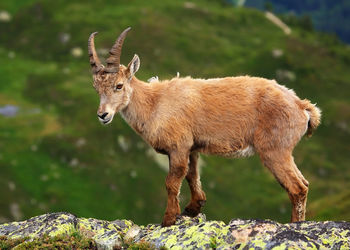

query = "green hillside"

[{"left": 0, "top": 0, "right": 349, "bottom": 225}]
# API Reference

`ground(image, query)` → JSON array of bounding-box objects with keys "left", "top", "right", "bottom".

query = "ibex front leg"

[
  {"left": 182, "top": 152, "right": 206, "bottom": 217},
  {"left": 162, "top": 151, "right": 188, "bottom": 227}
]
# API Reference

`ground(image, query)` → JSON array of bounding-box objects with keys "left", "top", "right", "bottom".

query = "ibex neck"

[{"left": 120, "top": 77, "right": 159, "bottom": 135}]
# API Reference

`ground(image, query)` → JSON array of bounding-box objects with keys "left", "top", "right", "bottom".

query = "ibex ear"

[{"left": 126, "top": 54, "right": 140, "bottom": 78}]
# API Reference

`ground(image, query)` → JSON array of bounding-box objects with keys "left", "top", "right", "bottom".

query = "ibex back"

[{"left": 88, "top": 27, "right": 321, "bottom": 226}]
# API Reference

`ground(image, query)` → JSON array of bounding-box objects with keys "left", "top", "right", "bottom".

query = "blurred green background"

[{"left": 0, "top": 0, "right": 349, "bottom": 225}]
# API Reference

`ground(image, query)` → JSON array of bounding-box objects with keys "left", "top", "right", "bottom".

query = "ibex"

[{"left": 88, "top": 27, "right": 321, "bottom": 226}]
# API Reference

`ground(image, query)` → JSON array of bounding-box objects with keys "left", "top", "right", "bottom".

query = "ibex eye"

[{"left": 114, "top": 83, "right": 123, "bottom": 91}]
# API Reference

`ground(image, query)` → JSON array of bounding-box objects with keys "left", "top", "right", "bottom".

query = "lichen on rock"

[
  {"left": 0, "top": 212, "right": 349, "bottom": 249},
  {"left": 0, "top": 212, "right": 77, "bottom": 239},
  {"left": 78, "top": 217, "right": 134, "bottom": 249},
  {"left": 136, "top": 214, "right": 230, "bottom": 249}
]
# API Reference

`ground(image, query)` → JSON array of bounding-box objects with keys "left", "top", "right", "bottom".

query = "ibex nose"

[{"left": 97, "top": 112, "right": 109, "bottom": 120}]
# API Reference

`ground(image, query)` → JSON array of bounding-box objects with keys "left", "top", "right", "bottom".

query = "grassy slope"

[{"left": 0, "top": 0, "right": 349, "bottom": 224}]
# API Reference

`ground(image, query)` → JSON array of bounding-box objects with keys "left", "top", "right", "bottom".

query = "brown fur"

[{"left": 92, "top": 55, "right": 321, "bottom": 227}]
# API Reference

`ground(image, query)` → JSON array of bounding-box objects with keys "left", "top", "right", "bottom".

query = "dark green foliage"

[
  {"left": 209, "top": 237, "right": 218, "bottom": 249},
  {"left": 0, "top": 233, "right": 96, "bottom": 249},
  {"left": 118, "top": 233, "right": 159, "bottom": 250},
  {"left": 0, "top": 236, "right": 28, "bottom": 249},
  {"left": 280, "top": 14, "right": 313, "bottom": 32},
  {"left": 245, "top": 0, "right": 350, "bottom": 42},
  {"left": 264, "top": 1, "right": 273, "bottom": 12},
  {"left": 121, "top": 241, "right": 157, "bottom": 250}
]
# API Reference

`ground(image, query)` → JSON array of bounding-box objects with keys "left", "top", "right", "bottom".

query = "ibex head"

[{"left": 88, "top": 27, "right": 140, "bottom": 125}]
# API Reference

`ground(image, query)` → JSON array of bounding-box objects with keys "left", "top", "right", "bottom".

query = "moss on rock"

[{"left": 0, "top": 212, "right": 349, "bottom": 249}]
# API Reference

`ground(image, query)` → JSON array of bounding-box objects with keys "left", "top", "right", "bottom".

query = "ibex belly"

[{"left": 194, "top": 139, "right": 255, "bottom": 158}]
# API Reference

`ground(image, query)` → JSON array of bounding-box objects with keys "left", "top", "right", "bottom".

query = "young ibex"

[{"left": 88, "top": 27, "right": 321, "bottom": 226}]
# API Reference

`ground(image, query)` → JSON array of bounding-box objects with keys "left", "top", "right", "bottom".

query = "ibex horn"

[
  {"left": 105, "top": 27, "right": 131, "bottom": 73},
  {"left": 88, "top": 32, "right": 103, "bottom": 74}
]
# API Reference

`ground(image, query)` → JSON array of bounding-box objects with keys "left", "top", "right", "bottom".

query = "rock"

[
  {"left": 272, "top": 48, "right": 284, "bottom": 58},
  {"left": 124, "top": 225, "right": 141, "bottom": 242},
  {"left": 184, "top": 2, "right": 196, "bottom": 9},
  {"left": 276, "top": 69, "right": 296, "bottom": 82},
  {"left": 265, "top": 11, "right": 291, "bottom": 35},
  {"left": 70, "top": 47, "right": 83, "bottom": 58},
  {"left": 0, "top": 212, "right": 77, "bottom": 238},
  {"left": 117, "top": 135, "right": 130, "bottom": 152},
  {"left": 58, "top": 32, "right": 70, "bottom": 44},
  {"left": 9, "top": 203, "right": 23, "bottom": 221},
  {"left": 0, "top": 10, "right": 11, "bottom": 22},
  {"left": 0, "top": 212, "right": 349, "bottom": 249},
  {"left": 0, "top": 105, "right": 19, "bottom": 117},
  {"left": 78, "top": 217, "right": 133, "bottom": 250}
]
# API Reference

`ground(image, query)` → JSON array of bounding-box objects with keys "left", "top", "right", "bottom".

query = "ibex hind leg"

[
  {"left": 182, "top": 152, "right": 206, "bottom": 217},
  {"left": 259, "top": 150, "right": 309, "bottom": 222},
  {"left": 293, "top": 163, "right": 309, "bottom": 187}
]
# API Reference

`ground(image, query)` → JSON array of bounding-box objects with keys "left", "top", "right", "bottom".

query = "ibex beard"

[{"left": 88, "top": 27, "right": 321, "bottom": 227}]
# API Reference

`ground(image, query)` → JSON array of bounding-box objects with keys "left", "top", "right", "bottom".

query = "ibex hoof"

[
  {"left": 181, "top": 208, "right": 198, "bottom": 217},
  {"left": 198, "top": 200, "right": 206, "bottom": 207},
  {"left": 162, "top": 215, "right": 176, "bottom": 227}
]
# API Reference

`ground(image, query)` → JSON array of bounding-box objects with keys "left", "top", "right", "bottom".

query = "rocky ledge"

[{"left": 0, "top": 212, "right": 349, "bottom": 249}]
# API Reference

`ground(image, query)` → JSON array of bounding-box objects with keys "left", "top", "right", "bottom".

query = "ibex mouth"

[
  {"left": 98, "top": 117, "right": 113, "bottom": 125},
  {"left": 102, "top": 119, "right": 111, "bottom": 124}
]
